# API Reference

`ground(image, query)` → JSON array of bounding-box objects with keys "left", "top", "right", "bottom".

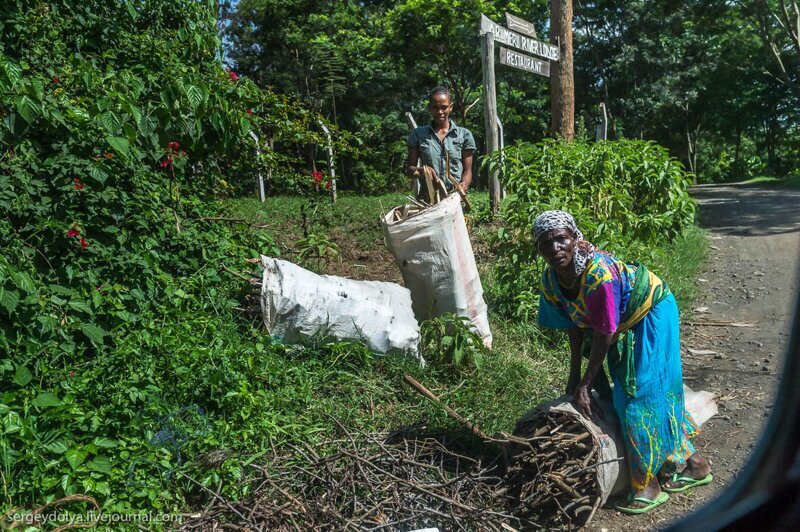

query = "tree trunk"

[{"left": 550, "top": 0, "right": 574, "bottom": 141}]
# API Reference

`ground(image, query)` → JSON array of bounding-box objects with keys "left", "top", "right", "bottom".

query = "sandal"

[
  {"left": 615, "top": 491, "right": 669, "bottom": 514},
  {"left": 662, "top": 472, "right": 714, "bottom": 493}
]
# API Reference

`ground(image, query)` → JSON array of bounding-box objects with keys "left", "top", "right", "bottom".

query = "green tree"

[{"left": 574, "top": 0, "right": 800, "bottom": 180}]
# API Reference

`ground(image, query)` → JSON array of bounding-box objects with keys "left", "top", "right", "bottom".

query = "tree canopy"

[{"left": 222, "top": 0, "right": 800, "bottom": 184}]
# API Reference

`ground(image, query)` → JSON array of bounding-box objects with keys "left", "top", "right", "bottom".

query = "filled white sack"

[
  {"left": 260, "top": 256, "right": 421, "bottom": 361},
  {"left": 382, "top": 194, "right": 492, "bottom": 348},
  {"left": 683, "top": 385, "right": 718, "bottom": 427}
]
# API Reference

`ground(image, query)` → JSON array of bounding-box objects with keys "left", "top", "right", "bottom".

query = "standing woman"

[
  {"left": 406, "top": 86, "right": 476, "bottom": 194},
  {"left": 533, "top": 210, "right": 713, "bottom": 514}
]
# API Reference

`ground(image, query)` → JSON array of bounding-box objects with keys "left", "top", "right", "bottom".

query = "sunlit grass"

[
  {"left": 739, "top": 175, "right": 800, "bottom": 189},
  {"left": 223, "top": 190, "right": 709, "bottom": 440}
]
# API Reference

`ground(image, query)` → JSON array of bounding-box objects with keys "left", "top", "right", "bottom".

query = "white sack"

[
  {"left": 683, "top": 385, "right": 718, "bottom": 427},
  {"left": 382, "top": 194, "right": 492, "bottom": 348},
  {"left": 260, "top": 256, "right": 421, "bottom": 361}
]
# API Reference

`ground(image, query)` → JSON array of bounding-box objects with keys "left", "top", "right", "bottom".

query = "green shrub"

[
  {"left": 0, "top": 0, "right": 349, "bottom": 515},
  {"left": 420, "top": 313, "right": 487, "bottom": 372},
  {"left": 485, "top": 139, "right": 697, "bottom": 318}
]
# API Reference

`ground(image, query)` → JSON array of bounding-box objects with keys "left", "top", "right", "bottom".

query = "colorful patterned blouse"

[{"left": 537, "top": 251, "right": 639, "bottom": 335}]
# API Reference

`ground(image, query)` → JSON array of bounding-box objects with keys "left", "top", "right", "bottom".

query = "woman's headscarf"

[{"left": 533, "top": 210, "right": 595, "bottom": 276}]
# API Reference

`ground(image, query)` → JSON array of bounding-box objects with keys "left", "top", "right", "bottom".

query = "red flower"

[
  {"left": 228, "top": 70, "right": 239, "bottom": 82},
  {"left": 80, "top": 238, "right": 89, "bottom": 249},
  {"left": 325, "top": 181, "right": 332, "bottom": 189},
  {"left": 247, "top": 109, "right": 253, "bottom": 115},
  {"left": 73, "top": 178, "right": 85, "bottom": 190},
  {"left": 180, "top": 151, "right": 187, "bottom": 156},
  {"left": 66, "top": 228, "right": 80, "bottom": 238},
  {"left": 52, "top": 76, "right": 60, "bottom": 84},
  {"left": 311, "top": 170, "right": 324, "bottom": 184},
  {"left": 68, "top": 371, "right": 76, "bottom": 378},
  {"left": 160, "top": 160, "right": 169, "bottom": 168},
  {"left": 168, "top": 141, "right": 180, "bottom": 149}
]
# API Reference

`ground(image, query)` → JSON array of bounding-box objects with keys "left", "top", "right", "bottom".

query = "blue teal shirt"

[{"left": 406, "top": 119, "right": 476, "bottom": 187}]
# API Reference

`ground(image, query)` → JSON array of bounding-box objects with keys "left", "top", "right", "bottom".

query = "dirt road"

[{"left": 594, "top": 183, "right": 800, "bottom": 529}]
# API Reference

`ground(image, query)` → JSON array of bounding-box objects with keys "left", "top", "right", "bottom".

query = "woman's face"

[
  {"left": 429, "top": 93, "right": 452, "bottom": 127},
  {"left": 537, "top": 228, "right": 576, "bottom": 270}
]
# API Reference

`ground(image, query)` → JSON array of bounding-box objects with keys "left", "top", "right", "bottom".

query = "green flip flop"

[
  {"left": 615, "top": 491, "right": 670, "bottom": 514},
  {"left": 663, "top": 472, "right": 714, "bottom": 493}
]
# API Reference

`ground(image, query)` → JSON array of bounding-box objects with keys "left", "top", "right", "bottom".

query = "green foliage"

[
  {"left": 420, "top": 313, "right": 487, "bottom": 372},
  {"left": 740, "top": 174, "right": 800, "bottom": 190},
  {"left": 574, "top": 0, "right": 800, "bottom": 181},
  {"left": 296, "top": 232, "right": 340, "bottom": 270},
  {"left": 486, "top": 139, "right": 697, "bottom": 317},
  {"left": 0, "top": 0, "right": 348, "bottom": 516}
]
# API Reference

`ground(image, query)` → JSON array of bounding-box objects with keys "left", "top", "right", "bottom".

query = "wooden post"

[
  {"left": 482, "top": 31, "right": 501, "bottom": 213},
  {"left": 496, "top": 115, "right": 507, "bottom": 199},
  {"left": 550, "top": 0, "right": 574, "bottom": 141},
  {"left": 318, "top": 121, "right": 337, "bottom": 203},
  {"left": 595, "top": 102, "right": 608, "bottom": 141},
  {"left": 405, "top": 112, "right": 421, "bottom": 198},
  {"left": 248, "top": 131, "right": 266, "bottom": 202},
  {"left": 267, "top": 139, "right": 274, "bottom": 187}
]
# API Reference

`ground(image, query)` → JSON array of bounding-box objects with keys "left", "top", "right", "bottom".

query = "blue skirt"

[{"left": 611, "top": 293, "right": 698, "bottom": 490}]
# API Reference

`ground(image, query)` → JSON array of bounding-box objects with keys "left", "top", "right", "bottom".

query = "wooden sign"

[
  {"left": 480, "top": 14, "right": 559, "bottom": 62},
  {"left": 505, "top": 12, "right": 537, "bottom": 38},
  {"left": 499, "top": 46, "right": 550, "bottom": 77}
]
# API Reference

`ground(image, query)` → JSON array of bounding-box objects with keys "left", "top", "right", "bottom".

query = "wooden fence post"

[
  {"left": 318, "top": 121, "right": 337, "bottom": 203},
  {"left": 496, "top": 115, "right": 507, "bottom": 199},
  {"left": 596, "top": 102, "right": 608, "bottom": 141},
  {"left": 405, "top": 112, "right": 421, "bottom": 197},
  {"left": 248, "top": 131, "right": 266, "bottom": 202},
  {"left": 482, "top": 31, "right": 501, "bottom": 214}
]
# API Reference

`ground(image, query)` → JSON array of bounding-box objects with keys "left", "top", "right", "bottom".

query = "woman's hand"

[{"left": 573, "top": 383, "right": 604, "bottom": 420}]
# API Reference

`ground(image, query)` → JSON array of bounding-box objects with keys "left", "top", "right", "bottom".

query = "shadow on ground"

[{"left": 692, "top": 183, "right": 800, "bottom": 236}]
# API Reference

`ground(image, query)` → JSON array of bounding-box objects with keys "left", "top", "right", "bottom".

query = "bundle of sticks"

[
  {"left": 179, "top": 379, "right": 612, "bottom": 529},
  {"left": 505, "top": 409, "right": 602, "bottom": 527},
  {"left": 390, "top": 194, "right": 437, "bottom": 222},
  {"left": 178, "top": 425, "right": 534, "bottom": 531},
  {"left": 403, "top": 375, "right": 611, "bottom": 528},
  {"left": 392, "top": 165, "right": 471, "bottom": 223}
]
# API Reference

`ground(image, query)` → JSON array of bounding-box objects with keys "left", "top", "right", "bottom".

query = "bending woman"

[{"left": 533, "top": 210, "right": 712, "bottom": 514}]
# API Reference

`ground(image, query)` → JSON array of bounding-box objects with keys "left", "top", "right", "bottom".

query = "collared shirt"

[{"left": 406, "top": 119, "right": 476, "bottom": 187}]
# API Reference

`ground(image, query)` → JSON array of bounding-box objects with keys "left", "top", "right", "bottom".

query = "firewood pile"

[
  {"left": 178, "top": 425, "right": 535, "bottom": 531},
  {"left": 178, "top": 407, "right": 619, "bottom": 530},
  {"left": 505, "top": 409, "right": 608, "bottom": 527},
  {"left": 391, "top": 165, "right": 471, "bottom": 222}
]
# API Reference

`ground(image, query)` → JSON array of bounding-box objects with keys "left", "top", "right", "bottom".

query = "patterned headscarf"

[{"left": 533, "top": 210, "right": 595, "bottom": 276}]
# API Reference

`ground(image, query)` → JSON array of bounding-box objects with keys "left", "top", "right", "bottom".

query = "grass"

[
  {"left": 739, "top": 175, "right": 800, "bottom": 189},
  {"left": 231, "top": 192, "right": 409, "bottom": 249},
  {"left": 226, "top": 190, "right": 569, "bottom": 435},
  {"left": 3, "top": 190, "right": 708, "bottom": 526},
  {"left": 647, "top": 225, "right": 709, "bottom": 316},
  {"left": 223, "top": 190, "right": 709, "bottom": 439}
]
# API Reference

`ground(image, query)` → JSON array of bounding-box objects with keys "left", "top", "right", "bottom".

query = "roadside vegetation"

[
  {"left": 2, "top": 0, "right": 711, "bottom": 527},
  {"left": 740, "top": 175, "right": 800, "bottom": 190}
]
